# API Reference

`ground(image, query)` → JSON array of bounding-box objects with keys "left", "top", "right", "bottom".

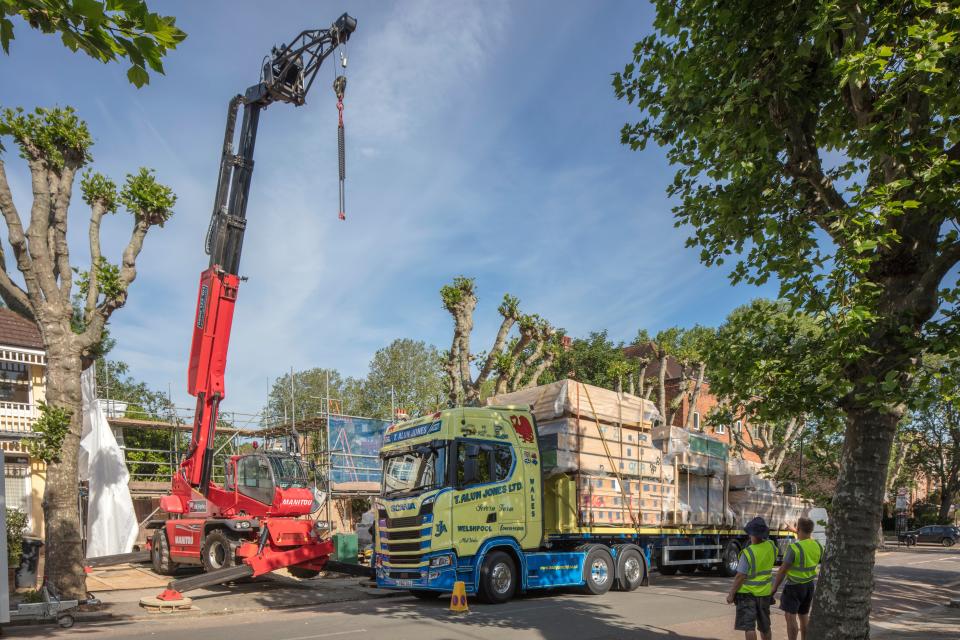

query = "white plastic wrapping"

[{"left": 79, "top": 365, "right": 138, "bottom": 558}]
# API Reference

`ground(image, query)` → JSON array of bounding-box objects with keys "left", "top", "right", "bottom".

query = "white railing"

[{"left": 0, "top": 401, "right": 38, "bottom": 435}]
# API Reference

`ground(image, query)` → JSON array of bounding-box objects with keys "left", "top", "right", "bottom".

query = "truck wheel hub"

[
  {"left": 591, "top": 560, "right": 609, "bottom": 585},
  {"left": 623, "top": 557, "right": 641, "bottom": 582},
  {"left": 491, "top": 562, "right": 512, "bottom": 594}
]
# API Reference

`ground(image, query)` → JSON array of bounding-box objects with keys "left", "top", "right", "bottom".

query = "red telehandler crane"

[{"left": 140, "top": 12, "right": 360, "bottom": 602}]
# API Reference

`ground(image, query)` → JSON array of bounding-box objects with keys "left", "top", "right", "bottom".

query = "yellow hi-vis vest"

[
  {"left": 786, "top": 538, "right": 822, "bottom": 584},
  {"left": 738, "top": 539, "right": 777, "bottom": 596}
]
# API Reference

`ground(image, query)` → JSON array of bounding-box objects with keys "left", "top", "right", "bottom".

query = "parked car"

[{"left": 900, "top": 525, "right": 959, "bottom": 547}]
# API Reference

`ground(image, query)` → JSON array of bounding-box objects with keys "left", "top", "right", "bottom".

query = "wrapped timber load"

[
  {"left": 729, "top": 489, "right": 806, "bottom": 531},
  {"left": 489, "top": 379, "right": 661, "bottom": 428},
  {"left": 536, "top": 417, "right": 668, "bottom": 479}
]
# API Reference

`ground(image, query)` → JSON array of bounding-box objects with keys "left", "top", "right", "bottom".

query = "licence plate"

[{"left": 395, "top": 579, "right": 414, "bottom": 587}]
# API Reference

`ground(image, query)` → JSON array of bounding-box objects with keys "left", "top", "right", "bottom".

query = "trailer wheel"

[
  {"left": 579, "top": 545, "right": 614, "bottom": 595},
  {"left": 151, "top": 529, "right": 178, "bottom": 576},
  {"left": 478, "top": 550, "right": 517, "bottom": 604},
  {"left": 201, "top": 529, "right": 237, "bottom": 572},
  {"left": 718, "top": 541, "right": 741, "bottom": 577},
  {"left": 613, "top": 546, "right": 646, "bottom": 592}
]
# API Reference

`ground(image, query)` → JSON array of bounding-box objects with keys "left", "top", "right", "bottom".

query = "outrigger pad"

[{"left": 139, "top": 595, "right": 193, "bottom": 612}]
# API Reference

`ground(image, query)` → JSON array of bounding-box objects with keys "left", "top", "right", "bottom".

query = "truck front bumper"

[{"left": 374, "top": 552, "right": 461, "bottom": 593}]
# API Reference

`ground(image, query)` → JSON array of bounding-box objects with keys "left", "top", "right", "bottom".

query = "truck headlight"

[{"left": 430, "top": 555, "right": 452, "bottom": 568}]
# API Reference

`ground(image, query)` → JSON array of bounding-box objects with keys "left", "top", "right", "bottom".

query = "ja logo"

[{"left": 435, "top": 520, "right": 448, "bottom": 537}]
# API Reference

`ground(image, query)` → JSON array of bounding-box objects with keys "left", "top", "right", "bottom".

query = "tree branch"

[
  {"left": 0, "top": 158, "right": 44, "bottom": 306},
  {"left": 80, "top": 217, "right": 149, "bottom": 349},
  {"left": 24, "top": 154, "right": 61, "bottom": 304},
  {"left": 84, "top": 201, "right": 107, "bottom": 322},
  {"left": 49, "top": 164, "right": 77, "bottom": 299}
]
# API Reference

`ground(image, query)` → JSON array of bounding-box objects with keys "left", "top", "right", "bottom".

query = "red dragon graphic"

[{"left": 510, "top": 414, "right": 535, "bottom": 444}]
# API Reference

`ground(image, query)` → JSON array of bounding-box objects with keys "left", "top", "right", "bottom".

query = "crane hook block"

[{"left": 333, "top": 76, "right": 346, "bottom": 101}]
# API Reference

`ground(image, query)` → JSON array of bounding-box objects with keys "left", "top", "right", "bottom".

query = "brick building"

[
  {"left": 623, "top": 343, "right": 763, "bottom": 465},
  {"left": 0, "top": 308, "right": 47, "bottom": 537}
]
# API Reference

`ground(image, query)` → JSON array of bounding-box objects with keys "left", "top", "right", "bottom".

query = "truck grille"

[{"left": 384, "top": 552, "right": 424, "bottom": 567}]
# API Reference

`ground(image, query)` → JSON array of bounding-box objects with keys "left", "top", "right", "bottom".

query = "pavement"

[{"left": 1, "top": 544, "right": 956, "bottom": 639}]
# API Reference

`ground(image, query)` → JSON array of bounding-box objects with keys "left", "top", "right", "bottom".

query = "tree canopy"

[
  {"left": 1, "top": 0, "right": 186, "bottom": 86},
  {"left": 615, "top": 2, "right": 960, "bottom": 636}
]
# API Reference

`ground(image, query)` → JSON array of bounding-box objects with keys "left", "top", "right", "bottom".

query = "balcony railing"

[{"left": 0, "top": 401, "right": 38, "bottom": 435}]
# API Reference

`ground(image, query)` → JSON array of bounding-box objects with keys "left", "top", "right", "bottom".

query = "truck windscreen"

[{"left": 382, "top": 445, "right": 447, "bottom": 497}]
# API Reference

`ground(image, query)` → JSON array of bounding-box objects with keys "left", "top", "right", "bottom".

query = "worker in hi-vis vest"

[
  {"left": 771, "top": 517, "right": 823, "bottom": 640},
  {"left": 726, "top": 517, "right": 776, "bottom": 640}
]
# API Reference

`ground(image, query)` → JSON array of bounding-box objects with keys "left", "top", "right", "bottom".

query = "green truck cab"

[{"left": 374, "top": 406, "right": 633, "bottom": 603}]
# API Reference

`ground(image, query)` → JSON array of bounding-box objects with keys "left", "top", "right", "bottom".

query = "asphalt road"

[{"left": 9, "top": 545, "right": 960, "bottom": 640}]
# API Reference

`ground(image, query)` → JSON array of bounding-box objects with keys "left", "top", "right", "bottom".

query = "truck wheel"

[
  {"left": 613, "top": 546, "right": 645, "bottom": 591},
  {"left": 718, "top": 541, "right": 741, "bottom": 577},
  {"left": 579, "top": 545, "right": 614, "bottom": 595},
  {"left": 289, "top": 567, "right": 322, "bottom": 579},
  {"left": 151, "top": 529, "right": 178, "bottom": 576},
  {"left": 478, "top": 550, "right": 517, "bottom": 604},
  {"left": 201, "top": 529, "right": 236, "bottom": 572}
]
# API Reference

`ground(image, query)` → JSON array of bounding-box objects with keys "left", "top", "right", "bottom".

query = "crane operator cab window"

[{"left": 238, "top": 455, "right": 275, "bottom": 504}]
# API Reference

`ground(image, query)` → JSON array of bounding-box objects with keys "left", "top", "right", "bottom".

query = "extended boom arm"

[{"left": 181, "top": 13, "right": 356, "bottom": 496}]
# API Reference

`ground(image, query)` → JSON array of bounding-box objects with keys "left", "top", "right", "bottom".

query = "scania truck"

[{"left": 373, "top": 406, "right": 797, "bottom": 603}]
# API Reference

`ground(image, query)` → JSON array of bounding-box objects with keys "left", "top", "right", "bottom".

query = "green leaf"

[{"left": 126, "top": 64, "right": 149, "bottom": 87}]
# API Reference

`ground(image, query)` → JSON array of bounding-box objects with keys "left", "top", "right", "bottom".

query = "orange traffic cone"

[{"left": 449, "top": 580, "right": 469, "bottom": 613}]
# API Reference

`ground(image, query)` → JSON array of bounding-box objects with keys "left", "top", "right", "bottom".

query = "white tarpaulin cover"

[{"left": 78, "top": 365, "right": 138, "bottom": 558}]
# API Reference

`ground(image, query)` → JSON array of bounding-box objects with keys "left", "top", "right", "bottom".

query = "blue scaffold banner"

[{"left": 328, "top": 415, "right": 390, "bottom": 490}]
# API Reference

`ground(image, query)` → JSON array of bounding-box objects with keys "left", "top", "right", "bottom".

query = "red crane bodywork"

[{"left": 148, "top": 13, "right": 357, "bottom": 600}]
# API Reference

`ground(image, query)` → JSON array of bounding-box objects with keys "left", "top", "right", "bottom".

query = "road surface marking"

[{"left": 282, "top": 630, "right": 367, "bottom": 640}]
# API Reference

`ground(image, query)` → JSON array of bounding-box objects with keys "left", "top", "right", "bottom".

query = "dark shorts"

[
  {"left": 735, "top": 593, "right": 772, "bottom": 632},
  {"left": 780, "top": 581, "right": 815, "bottom": 615}
]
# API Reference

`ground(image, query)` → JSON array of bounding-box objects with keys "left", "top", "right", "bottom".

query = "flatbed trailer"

[{"left": 373, "top": 407, "right": 797, "bottom": 603}]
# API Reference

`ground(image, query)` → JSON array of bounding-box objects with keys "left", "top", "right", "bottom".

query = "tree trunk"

[
  {"left": 939, "top": 489, "right": 953, "bottom": 523},
  {"left": 41, "top": 346, "right": 86, "bottom": 600},
  {"left": 809, "top": 405, "right": 900, "bottom": 640}
]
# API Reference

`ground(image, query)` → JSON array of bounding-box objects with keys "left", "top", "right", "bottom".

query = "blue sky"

[{"left": 2, "top": 1, "right": 776, "bottom": 414}]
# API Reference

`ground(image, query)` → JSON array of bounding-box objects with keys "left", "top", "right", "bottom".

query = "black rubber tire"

[
  {"left": 201, "top": 529, "right": 237, "bottom": 573},
  {"left": 698, "top": 563, "right": 717, "bottom": 573},
  {"left": 613, "top": 546, "right": 645, "bottom": 592},
  {"left": 678, "top": 564, "right": 698, "bottom": 574},
  {"left": 289, "top": 566, "right": 322, "bottom": 579},
  {"left": 905, "top": 536, "right": 917, "bottom": 547},
  {"left": 57, "top": 614, "right": 74, "bottom": 629},
  {"left": 151, "top": 529, "right": 178, "bottom": 576},
  {"left": 718, "top": 541, "right": 741, "bottom": 577},
  {"left": 409, "top": 589, "right": 439, "bottom": 600},
  {"left": 477, "top": 550, "right": 517, "bottom": 604},
  {"left": 579, "top": 545, "right": 615, "bottom": 595},
  {"left": 658, "top": 564, "right": 678, "bottom": 576},
  {"left": 942, "top": 538, "right": 955, "bottom": 548}
]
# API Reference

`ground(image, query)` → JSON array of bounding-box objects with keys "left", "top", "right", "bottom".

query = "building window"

[
  {"left": 0, "top": 362, "right": 30, "bottom": 404},
  {"left": 693, "top": 412, "right": 701, "bottom": 431},
  {"left": 735, "top": 420, "right": 743, "bottom": 434},
  {"left": 716, "top": 423, "right": 726, "bottom": 434},
  {"left": 4, "top": 454, "right": 32, "bottom": 525}
]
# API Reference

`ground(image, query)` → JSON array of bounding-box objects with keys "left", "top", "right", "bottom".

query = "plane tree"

[
  {"left": 615, "top": 3, "right": 960, "bottom": 637},
  {"left": 0, "top": 106, "right": 175, "bottom": 598}
]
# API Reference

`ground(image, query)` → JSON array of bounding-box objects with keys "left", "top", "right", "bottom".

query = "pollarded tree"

[
  {"left": 0, "top": 107, "right": 174, "bottom": 598},
  {"left": 441, "top": 276, "right": 560, "bottom": 406},
  {"left": 616, "top": 3, "right": 960, "bottom": 637}
]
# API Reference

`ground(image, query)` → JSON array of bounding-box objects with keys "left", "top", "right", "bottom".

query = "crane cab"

[{"left": 223, "top": 452, "right": 315, "bottom": 517}]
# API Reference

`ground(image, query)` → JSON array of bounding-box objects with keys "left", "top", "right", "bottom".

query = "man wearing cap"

[
  {"left": 726, "top": 516, "right": 777, "bottom": 640},
  {"left": 771, "top": 517, "right": 822, "bottom": 640}
]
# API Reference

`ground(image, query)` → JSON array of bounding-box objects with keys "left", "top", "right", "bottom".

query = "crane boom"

[{"left": 182, "top": 13, "right": 357, "bottom": 495}]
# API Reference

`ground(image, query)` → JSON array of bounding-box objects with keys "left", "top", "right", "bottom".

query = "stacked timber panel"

[{"left": 489, "top": 379, "right": 807, "bottom": 533}]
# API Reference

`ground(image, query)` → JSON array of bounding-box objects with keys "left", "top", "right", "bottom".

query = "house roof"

[
  {"left": 0, "top": 308, "right": 44, "bottom": 350},
  {"left": 623, "top": 342, "right": 684, "bottom": 379}
]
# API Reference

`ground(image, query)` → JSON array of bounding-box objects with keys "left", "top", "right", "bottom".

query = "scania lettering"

[{"left": 375, "top": 407, "right": 797, "bottom": 604}]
